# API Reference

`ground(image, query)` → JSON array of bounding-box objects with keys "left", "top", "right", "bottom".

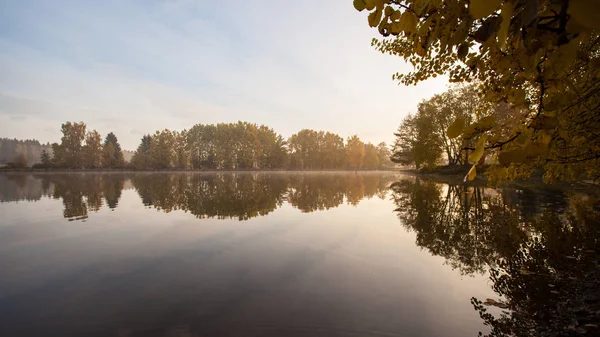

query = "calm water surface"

[{"left": 0, "top": 172, "right": 596, "bottom": 337}]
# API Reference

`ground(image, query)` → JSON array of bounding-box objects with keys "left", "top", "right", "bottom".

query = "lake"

[{"left": 0, "top": 172, "right": 598, "bottom": 337}]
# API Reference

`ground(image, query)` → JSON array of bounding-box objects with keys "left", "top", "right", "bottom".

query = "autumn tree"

[
  {"left": 83, "top": 130, "right": 103, "bottom": 168},
  {"left": 102, "top": 132, "right": 124, "bottom": 169},
  {"left": 363, "top": 143, "right": 380, "bottom": 169},
  {"left": 174, "top": 130, "right": 189, "bottom": 169},
  {"left": 288, "top": 129, "right": 320, "bottom": 169},
  {"left": 150, "top": 129, "right": 175, "bottom": 169},
  {"left": 187, "top": 124, "right": 217, "bottom": 169},
  {"left": 346, "top": 135, "right": 365, "bottom": 170},
  {"left": 256, "top": 125, "right": 288, "bottom": 169},
  {"left": 321, "top": 132, "right": 347, "bottom": 169},
  {"left": 53, "top": 121, "right": 86, "bottom": 168},
  {"left": 356, "top": 0, "right": 600, "bottom": 182}
]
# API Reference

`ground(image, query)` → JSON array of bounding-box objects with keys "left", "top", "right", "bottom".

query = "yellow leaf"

[
  {"left": 525, "top": 143, "right": 544, "bottom": 157},
  {"left": 465, "top": 164, "right": 477, "bottom": 181},
  {"left": 401, "top": 11, "right": 418, "bottom": 33},
  {"left": 353, "top": 0, "right": 366, "bottom": 12},
  {"left": 498, "top": 148, "right": 528, "bottom": 166},
  {"left": 390, "top": 22, "right": 402, "bottom": 35},
  {"left": 497, "top": 151, "right": 512, "bottom": 166},
  {"left": 497, "top": 2, "right": 513, "bottom": 50},
  {"left": 364, "top": 0, "right": 381, "bottom": 10},
  {"left": 469, "top": 0, "right": 501, "bottom": 19},
  {"left": 470, "top": 134, "right": 487, "bottom": 164},
  {"left": 539, "top": 132, "right": 552, "bottom": 145},
  {"left": 368, "top": 7, "right": 383, "bottom": 27},
  {"left": 478, "top": 116, "right": 496, "bottom": 130},
  {"left": 447, "top": 118, "right": 466, "bottom": 139},
  {"left": 569, "top": 0, "right": 600, "bottom": 30}
]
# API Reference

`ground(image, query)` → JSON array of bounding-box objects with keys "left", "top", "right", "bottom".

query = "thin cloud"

[{"left": 0, "top": 0, "right": 449, "bottom": 150}]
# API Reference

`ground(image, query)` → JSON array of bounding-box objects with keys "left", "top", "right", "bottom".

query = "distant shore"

[{"left": 0, "top": 168, "right": 400, "bottom": 174}]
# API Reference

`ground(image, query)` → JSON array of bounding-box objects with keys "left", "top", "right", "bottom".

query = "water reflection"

[
  {"left": 2, "top": 172, "right": 599, "bottom": 336},
  {"left": 0, "top": 173, "right": 394, "bottom": 221},
  {"left": 390, "top": 177, "right": 600, "bottom": 337}
]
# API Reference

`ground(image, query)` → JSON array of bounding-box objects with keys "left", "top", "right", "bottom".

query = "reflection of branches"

[
  {"left": 131, "top": 173, "right": 395, "bottom": 220},
  {"left": 390, "top": 179, "right": 538, "bottom": 275},
  {"left": 390, "top": 177, "right": 600, "bottom": 337},
  {"left": 473, "top": 201, "right": 600, "bottom": 337}
]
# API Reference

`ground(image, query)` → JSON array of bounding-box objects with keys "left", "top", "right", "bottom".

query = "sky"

[{"left": 0, "top": 0, "right": 449, "bottom": 150}]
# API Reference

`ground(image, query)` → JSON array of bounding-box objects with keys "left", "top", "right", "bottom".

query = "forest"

[
  {"left": 0, "top": 138, "right": 52, "bottom": 167},
  {"left": 1, "top": 121, "right": 392, "bottom": 171}
]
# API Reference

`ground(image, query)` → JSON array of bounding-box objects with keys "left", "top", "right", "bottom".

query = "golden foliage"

[{"left": 358, "top": 0, "right": 600, "bottom": 182}]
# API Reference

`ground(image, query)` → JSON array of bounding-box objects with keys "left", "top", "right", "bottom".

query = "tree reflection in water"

[
  {"left": 2, "top": 172, "right": 598, "bottom": 335},
  {"left": 390, "top": 177, "right": 600, "bottom": 337},
  {"left": 0, "top": 173, "right": 393, "bottom": 221}
]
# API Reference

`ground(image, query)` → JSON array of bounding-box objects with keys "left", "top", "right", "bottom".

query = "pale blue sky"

[{"left": 0, "top": 0, "right": 449, "bottom": 150}]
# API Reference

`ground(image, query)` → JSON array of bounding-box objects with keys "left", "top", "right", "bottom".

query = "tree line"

[
  {"left": 0, "top": 138, "right": 52, "bottom": 168},
  {"left": 128, "top": 121, "right": 392, "bottom": 170},
  {"left": 2, "top": 121, "right": 392, "bottom": 170},
  {"left": 29, "top": 122, "right": 127, "bottom": 169}
]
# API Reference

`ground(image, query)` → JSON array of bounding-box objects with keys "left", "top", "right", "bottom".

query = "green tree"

[
  {"left": 102, "top": 132, "right": 124, "bottom": 168},
  {"left": 356, "top": 0, "right": 600, "bottom": 182}
]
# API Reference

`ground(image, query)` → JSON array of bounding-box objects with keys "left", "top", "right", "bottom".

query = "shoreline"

[{"left": 0, "top": 168, "right": 401, "bottom": 174}]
